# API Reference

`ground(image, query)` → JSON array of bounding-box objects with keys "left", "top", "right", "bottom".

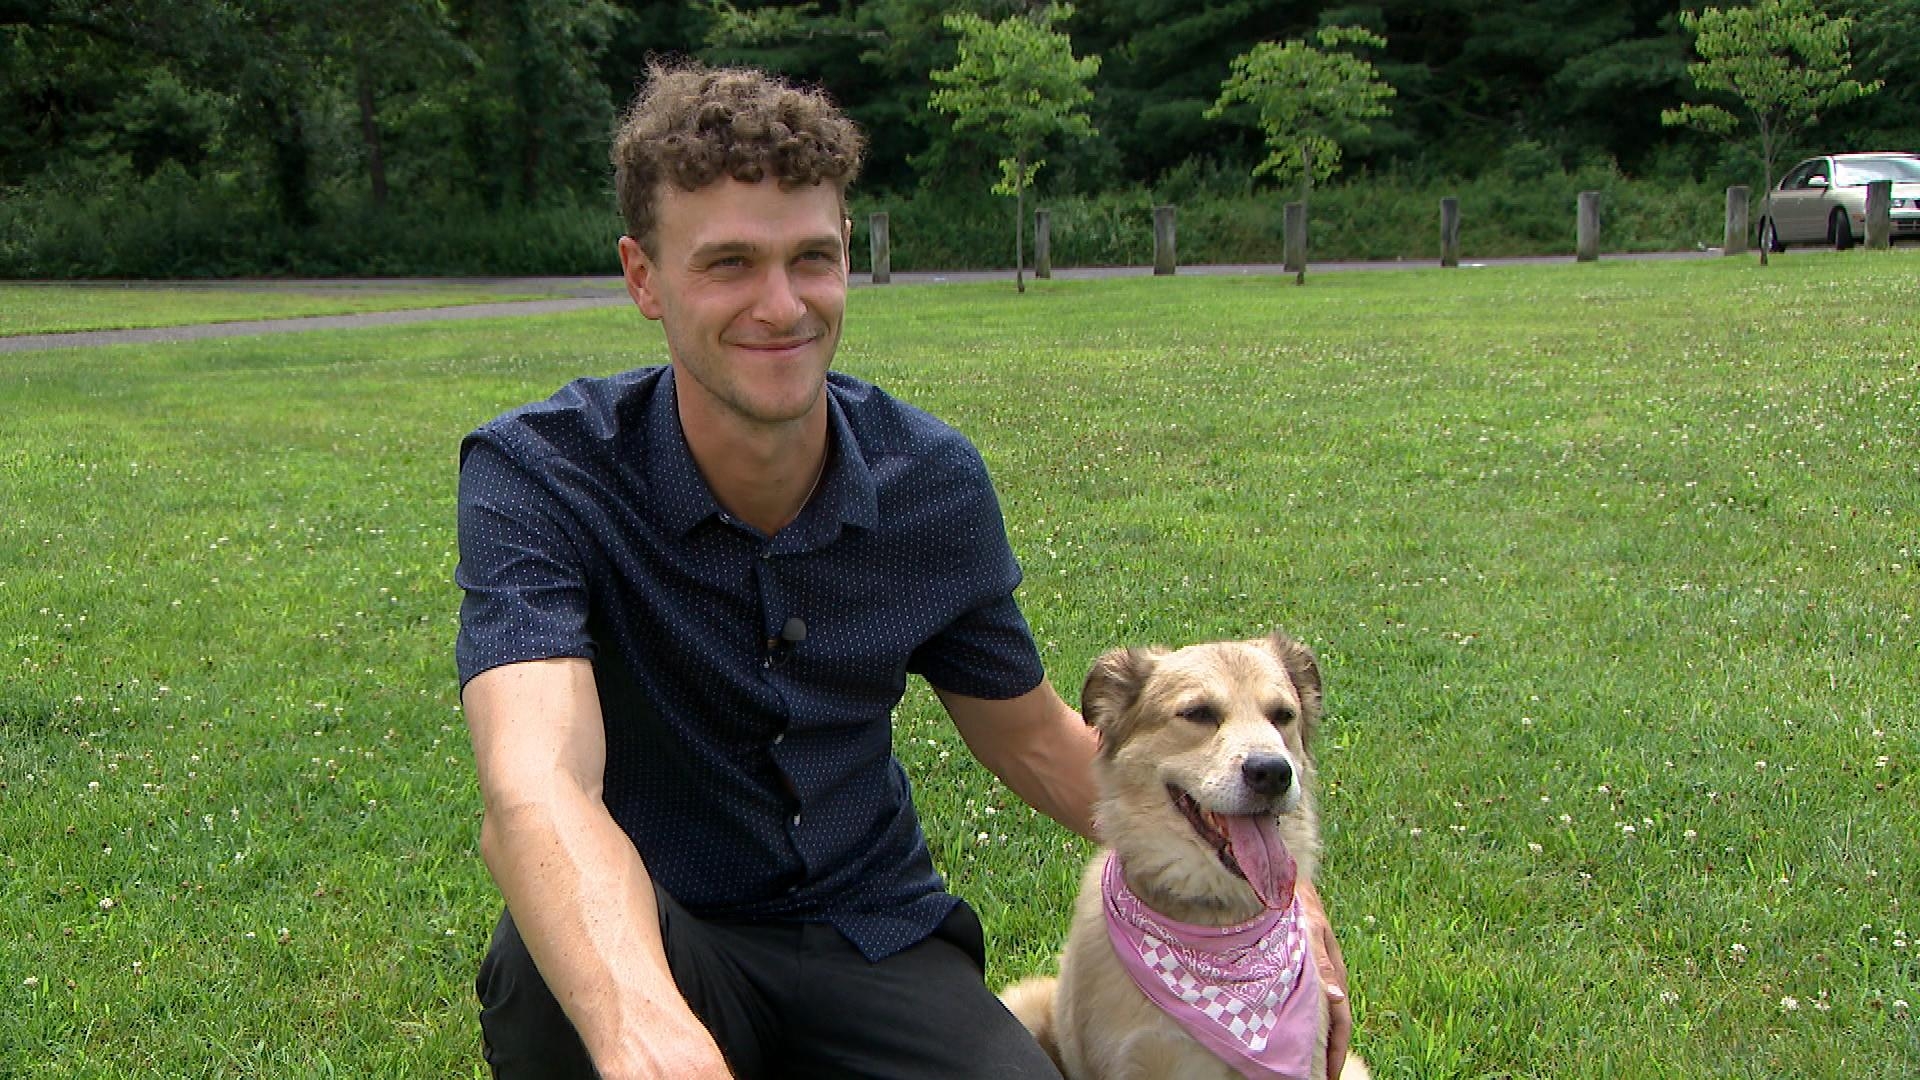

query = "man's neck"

[{"left": 677, "top": 394, "right": 829, "bottom": 537}]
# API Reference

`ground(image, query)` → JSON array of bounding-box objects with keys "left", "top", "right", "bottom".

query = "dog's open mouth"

[{"left": 1170, "top": 786, "right": 1298, "bottom": 910}]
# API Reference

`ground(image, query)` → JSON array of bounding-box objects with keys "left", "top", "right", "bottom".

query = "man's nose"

[{"left": 753, "top": 266, "right": 807, "bottom": 327}]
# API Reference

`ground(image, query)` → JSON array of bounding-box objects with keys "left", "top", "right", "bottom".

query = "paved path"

[{"left": 1, "top": 252, "right": 1720, "bottom": 353}]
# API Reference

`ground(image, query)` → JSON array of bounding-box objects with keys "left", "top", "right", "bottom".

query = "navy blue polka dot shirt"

[{"left": 455, "top": 366, "right": 1045, "bottom": 960}]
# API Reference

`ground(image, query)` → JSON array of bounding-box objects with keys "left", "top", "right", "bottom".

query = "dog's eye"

[
  {"left": 1176, "top": 704, "right": 1221, "bottom": 726},
  {"left": 1268, "top": 706, "right": 1297, "bottom": 727}
]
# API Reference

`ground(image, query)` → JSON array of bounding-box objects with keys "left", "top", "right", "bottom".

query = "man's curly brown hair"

[{"left": 613, "top": 61, "right": 866, "bottom": 255}]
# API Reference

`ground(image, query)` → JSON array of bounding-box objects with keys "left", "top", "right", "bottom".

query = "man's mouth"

[
  {"left": 732, "top": 337, "right": 816, "bottom": 352},
  {"left": 1168, "top": 785, "right": 1297, "bottom": 910}
]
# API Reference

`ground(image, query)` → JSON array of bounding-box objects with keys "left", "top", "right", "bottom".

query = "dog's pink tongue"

[{"left": 1224, "top": 814, "right": 1297, "bottom": 910}]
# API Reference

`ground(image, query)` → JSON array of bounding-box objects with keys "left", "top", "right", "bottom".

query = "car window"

[
  {"left": 1834, "top": 157, "right": 1920, "bottom": 185},
  {"left": 1807, "top": 161, "right": 1831, "bottom": 184},
  {"left": 1782, "top": 162, "right": 1816, "bottom": 189}
]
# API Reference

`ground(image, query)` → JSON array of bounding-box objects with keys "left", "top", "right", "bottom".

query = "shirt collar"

[{"left": 645, "top": 366, "right": 878, "bottom": 546}]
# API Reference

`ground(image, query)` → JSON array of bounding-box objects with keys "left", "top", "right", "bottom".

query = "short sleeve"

[
  {"left": 454, "top": 436, "right": 595, "bottom": 686},
  {"left": 905, "top": 448, "right": 1045, "bottom": 700}
]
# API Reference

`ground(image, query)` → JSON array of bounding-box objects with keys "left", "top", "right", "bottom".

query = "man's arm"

[
  {"left": 464, "top": 658, "right": 730, "bottom": 1080},
  {"left": 934, "top": 681, "right": 1099, "bottom": 843}
]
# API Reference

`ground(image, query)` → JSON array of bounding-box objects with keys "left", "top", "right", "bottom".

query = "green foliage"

[
  {"left": 929, "top": 3, "right": 1100, "bottom": 288},
  {"left": 929, "top": 4, "right": 1100, "bottom": 195},
  {"left": 7, "top": 1, "right": 1914, "bottom": 277},
  {"left": 1662, "top": 0, "right": 1882, "bottom": 261},
  {"left": 844, "top": 166, "right": 1724, "bottom": 272},
  {"left": 1207, "top": 26, "right": 1396, "bottom": 198}
]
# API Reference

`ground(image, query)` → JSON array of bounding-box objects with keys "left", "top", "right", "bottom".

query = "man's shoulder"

[
  {"left": 464, "top": 366, "right": 668, "bottom": 467},
  {"left": 827, "top": 371, "right": 978, "bottom": 466}
]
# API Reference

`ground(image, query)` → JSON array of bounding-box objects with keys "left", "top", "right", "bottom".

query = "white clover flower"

[{"left": 1780, "top": 996, "right": 1799, "bottom": 1011}]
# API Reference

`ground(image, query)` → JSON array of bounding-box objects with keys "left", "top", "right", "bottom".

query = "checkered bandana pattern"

[{"left": 1102, "top": 853, "right": 1322, "bottom": 1079}]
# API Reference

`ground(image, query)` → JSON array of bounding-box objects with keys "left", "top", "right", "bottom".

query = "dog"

[{"left": 1001, "top": 631, "right": 1368, "bottom": 1080}]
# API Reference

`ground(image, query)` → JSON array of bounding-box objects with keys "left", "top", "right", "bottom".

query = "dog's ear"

[
  {"left": 1080, "top": 646, "right": 1160, "bottom": 754},
  {"left": 1263, "top": 629, "right": 1323, "bottom": 738}
]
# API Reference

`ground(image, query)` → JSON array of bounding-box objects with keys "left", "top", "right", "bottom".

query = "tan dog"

[{"left": 1002, "top": 632, "right": 1368, "bottom": 1080}]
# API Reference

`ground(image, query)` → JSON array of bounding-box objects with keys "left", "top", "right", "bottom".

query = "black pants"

[{"left": 476, "top": 893, "right": 1063, "bottom": 1079}]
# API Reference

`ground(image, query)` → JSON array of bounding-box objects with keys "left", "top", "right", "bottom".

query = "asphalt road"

[{"left": 1, "top": 250, "right": 1723, "bottom": 354}]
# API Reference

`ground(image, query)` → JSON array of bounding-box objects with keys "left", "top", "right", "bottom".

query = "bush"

[{"left": 2, "top": 166, "right": 1727, "bottom": 279}]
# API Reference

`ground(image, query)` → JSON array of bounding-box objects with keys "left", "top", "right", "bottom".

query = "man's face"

[{"left": 619, "top": 179, "right": 850, "bottom": 433}]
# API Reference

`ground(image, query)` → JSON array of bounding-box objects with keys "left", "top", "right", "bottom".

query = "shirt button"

[
  {"left": 791, "top": 813, "right": 802, "bottom": 827},
  {"left": 773, "top": 733, "right": 785, "bottom": 745}
]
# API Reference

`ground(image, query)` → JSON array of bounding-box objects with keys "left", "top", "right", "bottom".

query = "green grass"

[
  {"left": 0, "top": 283, "right": 570, "bottom": 336},
  {"left": 3, "top": 253, "right": 1916, "bottom": 1077}
]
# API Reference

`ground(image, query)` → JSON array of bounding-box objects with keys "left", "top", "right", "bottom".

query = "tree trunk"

[
  {"left": 259, "top": 92, "right": 314, "bottom": 227},
  {"left": 354, "top": 49, "right": 388, "bottom": 210},
  {"left": 1015, "top": 156, "right": 1026, "bottom": 293},
  {"left": 1758, "top": 123, "right": 1775, "bottom": 267},
  {"left": 1297, "top": 147, "right": 1313, "bottom": 286}
]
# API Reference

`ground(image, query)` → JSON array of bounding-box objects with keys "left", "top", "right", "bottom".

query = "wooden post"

[
  {"left": 1152, "top": 205, "right": 1176, "bottom": 275},
  {"left": 1034, "top": 209, "right": 1052, "bottom": 279},
  {"left": 1865, "top": 179, "right": 1892, "bottom": 249},
  {"left": 1283, "top": 202, "right": 1307, "bottom": 277},
  {"left": 869, "top": 212, "right": 890, "bottom": 285},
  {"left": 1439, "top": 197, "right": 1460, "bottom": 268},
  {"left": 1576, "top": 191, "right": 1601, "bottom": 262},
  {"left": 1724, "top": 186, "right": 1749, "bottom": 255}
]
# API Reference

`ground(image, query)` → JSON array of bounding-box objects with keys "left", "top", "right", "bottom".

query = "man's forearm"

[
  {"left": 940, "top": 683, "right": 1101, "bottom": 843},
  {"left": 481, "top": 795, "right": 729, "bottom": 1078}
]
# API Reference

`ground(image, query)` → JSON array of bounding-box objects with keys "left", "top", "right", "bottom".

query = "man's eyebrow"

[
  {"left": 689, "top": 234, "right": 843, "bottom": 262},
  {"left": 689, "top": 240, "right": 760, "bottom": 261}
]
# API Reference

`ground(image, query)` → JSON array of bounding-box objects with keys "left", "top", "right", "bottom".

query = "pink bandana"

[{"left": 1102, "top": 853, "right": 1322, "bottom": 1079}]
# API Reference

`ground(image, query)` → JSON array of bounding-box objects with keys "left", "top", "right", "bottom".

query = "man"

[{"left": 456, "top": 62, "right": 1351, "bottom": 1079}]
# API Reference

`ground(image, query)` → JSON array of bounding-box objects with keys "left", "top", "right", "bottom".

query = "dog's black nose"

[{"left": 1242, "top": 754, "right": 1294, "bottom": 796}]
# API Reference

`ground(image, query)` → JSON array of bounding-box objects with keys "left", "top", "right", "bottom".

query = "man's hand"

[
  {"left": 593, "top": 1025, "right": 734, "bottom": 1080},
  {"left": 1294, "top": 879, "right": 1353, "bottom": 1076}
]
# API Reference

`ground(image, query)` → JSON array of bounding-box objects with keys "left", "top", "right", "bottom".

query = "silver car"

[{"left": 1758, "top": 152, "right": 1920, "bottom": 251}]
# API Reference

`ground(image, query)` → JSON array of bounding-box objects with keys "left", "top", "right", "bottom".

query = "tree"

[
  {"left": 1661, "top": 0, "right": 1881, "bottom": 265},
  {"left": 929, "top": 3, "right": 1099, "bottom": 293},
  {"left": 1206, "top": 25, "right": 1394, "bottom": 283},
  {"left": 1070, "top": 0, "right": 1302, "bottom": 185}
]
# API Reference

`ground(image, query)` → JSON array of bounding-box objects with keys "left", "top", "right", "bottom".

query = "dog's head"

[{"left": 1080, "top": 630, "right": 1324, "bottom": 913}]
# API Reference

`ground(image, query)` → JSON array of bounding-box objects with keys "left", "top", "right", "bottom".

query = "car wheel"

[
  {"left": 1830, "top": 209, "right": 1855, "bottom": 250},
  {"left": 1760, "top": 218, "right": 1785, "bottom": 253}
]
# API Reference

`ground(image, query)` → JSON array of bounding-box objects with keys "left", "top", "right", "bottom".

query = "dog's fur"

[{"left": 1001, "top": 632, "right": 1368, "bottom": 1080}]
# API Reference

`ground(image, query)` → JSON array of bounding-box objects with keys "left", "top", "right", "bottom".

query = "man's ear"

[{"left": 618, "top": 235, "right": 666, "bottom": 321}]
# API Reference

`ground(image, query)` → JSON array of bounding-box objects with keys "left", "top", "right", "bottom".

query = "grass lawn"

[
  {"left": 0, "top": 282, "right": 573, "bottom": 337},
  {"left": 2, "top": 254, "right": 1915, "bottom": 1077}
]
